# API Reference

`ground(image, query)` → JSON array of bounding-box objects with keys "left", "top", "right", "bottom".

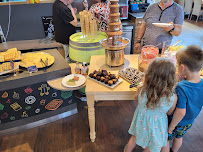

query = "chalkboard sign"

[
  {"left": 41, "top": 16, "right": 55, "bottom": 37},
  {"left": 0, "top": 82, "right": 75, "bottom": 124}
]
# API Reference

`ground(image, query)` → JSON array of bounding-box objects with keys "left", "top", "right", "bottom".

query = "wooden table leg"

[{"left": 86, "top": 94, "right": 96, "bottom": 142}]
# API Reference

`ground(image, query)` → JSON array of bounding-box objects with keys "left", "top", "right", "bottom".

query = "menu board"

[
  {"left": 41, "top": 16, "right": 54, "bottom": 37},
  {"left": 0, "top": 82, "right": 75, "bottom": 124}
]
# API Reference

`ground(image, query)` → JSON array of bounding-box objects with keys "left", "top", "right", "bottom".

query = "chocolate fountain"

[{"left": 100, "top": 0, "right": 130, "bottom": 67}]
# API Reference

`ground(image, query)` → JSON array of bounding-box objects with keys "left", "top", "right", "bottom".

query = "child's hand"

[
  {"left": 135, "top": 84, "right": 143, "bottom": 101},
  {"left": 168, "top": 125, "right": 175, "bottom": 134}
]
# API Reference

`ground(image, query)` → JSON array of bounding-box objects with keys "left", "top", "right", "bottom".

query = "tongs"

[
  {"left": 165, "top": 40, "right": 181, "bottom": 52},
  {"left": 130, "top": 83, "right": 138, "bottom": 88},
  {"left": 40, "top": 58, "right": 48, "bottom": 72}
]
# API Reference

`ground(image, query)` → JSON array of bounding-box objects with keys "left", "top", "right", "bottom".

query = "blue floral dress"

[{"left": 128, "top": 91, "right": 174, "bottom": 152}]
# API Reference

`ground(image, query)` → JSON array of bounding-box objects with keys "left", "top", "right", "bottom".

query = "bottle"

[
  {"left": 75, "top": 62, "right": 81, "bottom": 74},
  {"left": 81, "top": 62, "right": 88, "bottom": 75}
]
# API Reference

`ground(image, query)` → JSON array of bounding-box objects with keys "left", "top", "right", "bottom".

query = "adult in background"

[
  {"left": 53, "top": 0, "right": 78, "bottom": 62},
  {"left": 134, "top": 0, "right": 184, "bottom": 54},
  {"left": 83, "top": 0, "right": 110, "bottom": 32}
]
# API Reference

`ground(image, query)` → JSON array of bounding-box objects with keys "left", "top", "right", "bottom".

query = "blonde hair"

[{"left": 141, "top": 58, "right": 177, "bottom": 110}]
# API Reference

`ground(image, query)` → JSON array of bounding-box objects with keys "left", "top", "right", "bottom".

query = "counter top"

[
  {"left": 0, "top": 39, "right": 62, "bottom": 52},
  {"left": 128, "top": 12, "right": 145, "bottom": 19},
  {"left": 121, "top": 20, "right": 135, "bottom": 26},
  {"left": 0, "top": 49, "right": 70, "bottom": 91}
]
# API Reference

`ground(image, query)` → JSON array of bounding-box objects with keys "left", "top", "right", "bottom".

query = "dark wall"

[
  {"left": 0, "top": 0, "right": 96, "bottom": 41},
  {"left": 0, "top": 3, "right": 53, "bottom": 41}
]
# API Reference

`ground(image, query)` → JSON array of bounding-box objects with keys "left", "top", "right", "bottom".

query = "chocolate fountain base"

[
  {"left": 105, "top": 49, "right": 124, "bottom": 67},
  {"left": 100, "top": 37, "right": 130, "bottom": 50}
]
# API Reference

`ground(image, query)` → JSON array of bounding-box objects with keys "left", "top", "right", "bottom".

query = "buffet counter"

[
  {"left": 0, "top": 49, "right": 77, "bottom": 136},
  {"left": 0, "top": 39, "right": 65, "bottom": 57}
]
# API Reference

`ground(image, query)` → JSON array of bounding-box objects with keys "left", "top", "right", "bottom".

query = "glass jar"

[
  {"left": 75, "top": 62, "right": 81, "bottom": 74},
  {"left": 81, "top": 62, "right": 88, "bottom": 75},
  {"left": 138, "top": 45, "right": 158, "bottom": 72}
]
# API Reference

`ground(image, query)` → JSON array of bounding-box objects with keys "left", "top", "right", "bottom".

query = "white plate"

[
  {"left": 62, "top": 74, "right": 86, "bottom": 88},
  {"left": 152, "top": 23, "right": 172, "bottom": 27},
  {"left": 88, "top": 76, "right": 123, "bottom": 89}
]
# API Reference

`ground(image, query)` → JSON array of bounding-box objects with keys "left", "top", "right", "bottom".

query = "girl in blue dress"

[{"left": 125, "top": 58, "right": 178, "bottom": 152}]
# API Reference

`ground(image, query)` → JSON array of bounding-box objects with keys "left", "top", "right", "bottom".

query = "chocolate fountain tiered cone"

[
  {"left": 100, "top": 0, "right": 130, "bottom": 67},
  {"left": 101, "top": 0, "right": 129, "bottom": 50}
]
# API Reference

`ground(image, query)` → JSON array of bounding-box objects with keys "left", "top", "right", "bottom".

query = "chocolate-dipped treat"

[
  {"left": 93, "top": 74, "right": 97, "bottom": 79},
  {"left": 108, "top": 80, "right": 113, "bottom": 86},
  {"left": 110, "top": 74, "right": 116, "bottom": 79},
  {"left": 102, "top": 69, "right": 107, "bottom": 73},
  {"left": 97, "top": 71, "right": 102, "bottom": 76},
  {"left": 105, "top": 76, "right": 110, "bottom": 80},
  {"left": 102, "top": 71, "right": 108, "bottom": 76},
  {"left": 107, "top": 72, "right": 111, "bottom": 76},
  {"left": 89, "top": 73, "right": 94, "bottom": 78},
  {"left": 112, "top": 79, "right": 118, "bottom": 84},
  {"left": 93, "top": 70, "right": 98, "bottom": 74},
  {"left": 96, "top": 76, "right": 101, "bottom": 81},
  {"left": 104, "top": 78, "right": 109, "bottom": 84},
  {"left": 99, "top": 69, "right": 102, "bottom": 73},
  {"left": 100, "top": 77, "right": 105, "bottom": 82}
]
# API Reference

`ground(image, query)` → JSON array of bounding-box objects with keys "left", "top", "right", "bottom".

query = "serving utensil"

[
  {"left": 40, "top": 59, "right": 47, "bottom": 72},
  {"left": 165, "top": 40, "right": 181, "bottom": 52},
  {"left": 172, "top": 40, "right": 181, "bottom": 47}
]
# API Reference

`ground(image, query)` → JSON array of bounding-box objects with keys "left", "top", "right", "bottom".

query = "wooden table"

[{"left": 85, "top": 55, "right": 139, "bottom": 142}]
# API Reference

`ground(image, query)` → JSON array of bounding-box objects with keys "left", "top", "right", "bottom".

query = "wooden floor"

[{"left": 0, "top": 20, "right": 203, "bottom": 152}]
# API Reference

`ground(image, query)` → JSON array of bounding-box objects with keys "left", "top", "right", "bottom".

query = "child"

[
  {"left": 162, "top": 45, "right": 203, "bottom": 152},
  {"left": 125, "top": 58, "right": 178, "bottom": 152}
]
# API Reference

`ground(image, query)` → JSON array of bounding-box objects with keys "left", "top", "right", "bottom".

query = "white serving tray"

[
  {"left": 87, "top": 76, "right": 123, "bottom": 89},
  {"left": 152, "top": 23, "right": 172, "bottom": 27}
]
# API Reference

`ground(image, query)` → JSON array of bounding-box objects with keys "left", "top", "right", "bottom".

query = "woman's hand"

[
  {"left": 163, "top": 22, "right": 174, "bottom": 32},
  {"left": 134, "top": 43, "right": 142, "bottom": 54},
  {"left": 73, "top": 8, "right": 77, "bottom": 14}
]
